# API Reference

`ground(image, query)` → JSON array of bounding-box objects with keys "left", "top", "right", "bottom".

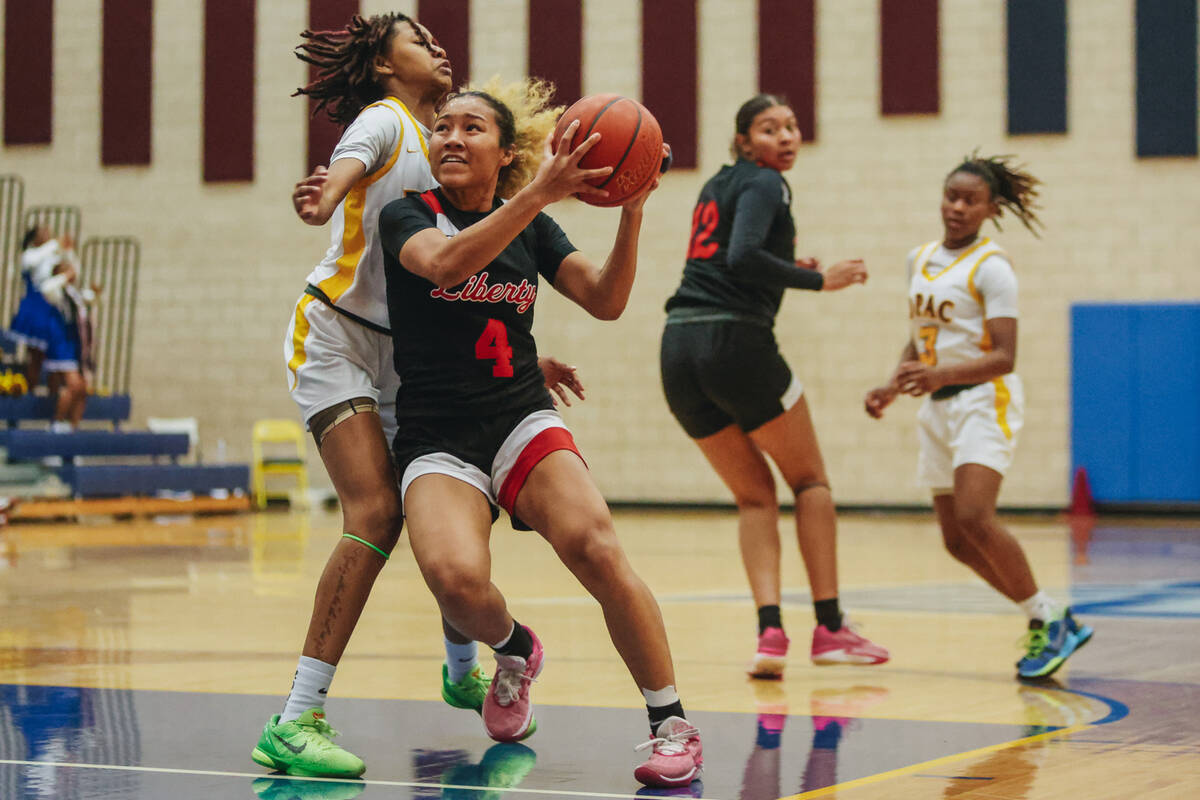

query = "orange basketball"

[{"left": 552, "top": 94, "right": 665, "bottom": 207}]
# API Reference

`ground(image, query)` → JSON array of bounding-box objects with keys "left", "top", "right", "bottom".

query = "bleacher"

[{"left": 0, "top": 173, "right": 250, "bottom": 518}]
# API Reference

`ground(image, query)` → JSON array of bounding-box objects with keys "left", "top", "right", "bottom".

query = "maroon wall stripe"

[
  {"left": 759, "top": 0, "right": 816, "bottom": 143},
  {"left": 528, "top": 0, "right": 582, "bottom": 106},
  {"left": 880, "top": 0, "right": 940, "bottom": 115},
  {"left": 642, "top": 0, "right": 697, "bottom": 169},
  {"left": 102, "top": 0, "right": 153, "bottom": 165},
  {"left": 204, "top": 0, "right": 255, "bottom": 182},
  {"left": 417, "top": 0, "right": 470, "bottom": 89},
  {"left": 305, "top": 0, "right": 359, "bottom": 173},
  {"left": 4, "top": 2, "right": 53, "bottom": 145}
]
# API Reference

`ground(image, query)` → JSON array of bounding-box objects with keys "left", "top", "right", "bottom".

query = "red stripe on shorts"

[{"left": 497, "top": 427, "right": 582, "bottom": 515}]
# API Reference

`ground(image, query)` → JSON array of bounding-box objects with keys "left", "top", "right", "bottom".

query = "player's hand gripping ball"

[{"left": 552, "top": 94, "right": 667, "bottom": 207}]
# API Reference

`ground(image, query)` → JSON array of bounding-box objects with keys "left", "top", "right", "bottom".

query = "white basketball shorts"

[
  {"left": 916, "top": 374, "right": 1024, "bottom": 492},
  {"left": 283, "top": 293, "right": 400, "bottom": 444}
]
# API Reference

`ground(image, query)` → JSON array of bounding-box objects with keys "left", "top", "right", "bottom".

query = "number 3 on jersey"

[
  {"left": 476, "top": 319, "right": 514, "bottom": 377},
  {"left": 917, "top": 325, "right": 939, "bottom": 366}
]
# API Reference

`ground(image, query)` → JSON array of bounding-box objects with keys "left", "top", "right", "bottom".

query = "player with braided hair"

[
  {"left": 864, "top": 153, "right": 1093, "bottom": 680},
  {"left": 294, "top": 12, "right": 438, "bottom": 128},
  {"left": 259, "top": 15, "right": 582, "bottom": 780}
]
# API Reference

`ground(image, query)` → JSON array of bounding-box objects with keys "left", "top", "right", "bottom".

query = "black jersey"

[
  {"left": 379, "top": 188, "right": 577, "bottom": 417},
  {"left": 665, "top": 159, "right": 822, "bottom": 323}
]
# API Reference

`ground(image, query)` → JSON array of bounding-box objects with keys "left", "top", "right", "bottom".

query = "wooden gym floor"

[{"left": 0, "top": 507, "right": 1196, "bottom": 799}]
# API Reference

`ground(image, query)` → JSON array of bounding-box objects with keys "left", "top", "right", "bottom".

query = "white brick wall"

[{"left": 1, "top": 0, "right": 1196, "bottom": 507}]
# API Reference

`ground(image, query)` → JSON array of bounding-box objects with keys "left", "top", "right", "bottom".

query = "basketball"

[{"left": 552, "top": 94, "right": 665, "bottom": 207}]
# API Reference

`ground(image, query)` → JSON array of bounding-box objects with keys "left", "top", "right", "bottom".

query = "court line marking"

[
  {"left": 779, "top": 722, "right": 1092, "bottom": 799},
  {"left": 778, "top": 681, "right": 1129, "bottom": 798},
  {"left": 0, "top": 759, "right": 712, "bottom": 800}
]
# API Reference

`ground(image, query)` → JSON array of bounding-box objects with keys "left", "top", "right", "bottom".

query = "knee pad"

[{"left": 309, "top": 397, "right": 379, "bottom": 447}]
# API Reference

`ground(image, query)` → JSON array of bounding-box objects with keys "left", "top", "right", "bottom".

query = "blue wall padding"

[
  {"left": 1135, "top": 0, "right": 1198, "bottom": 157},
  {"left": 1071, "top": 303, "right": 1200, "bottom": 503},
  {"left": 1007, "top": 0, "right": 1067, "bottom": 135}
]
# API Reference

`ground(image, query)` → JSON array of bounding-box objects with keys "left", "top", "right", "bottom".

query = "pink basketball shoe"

[
  {"left": 747, "top": 626, "right": 790, "bottom": 679},
  {"left": 482, "top": 626, "right": 544, "bottom": 742},
  {"left": 634, "top": 716, "right": 703, "bottom": 788},
  {"left": 811, "top": 621, "right": 889, "bottom": 665}
]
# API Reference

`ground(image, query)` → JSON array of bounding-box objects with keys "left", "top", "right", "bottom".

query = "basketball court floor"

[{"left": 1, "top": 507, "right": 1197, "bottom": 799}]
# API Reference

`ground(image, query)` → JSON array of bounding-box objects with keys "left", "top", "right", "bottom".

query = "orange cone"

[{"left": 1069, "top": 467, "right": 1095, "bottom": 517}]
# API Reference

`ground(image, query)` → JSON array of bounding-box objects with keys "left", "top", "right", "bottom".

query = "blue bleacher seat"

[
  {"left": 56, "top": 464, "right": 250, "bottom": 497},
  {"left": 0, "top": 394, "right": 132, "bottom": 426},
  {"left": 5, "top": 430, "right": 189, "bottom": 460}
]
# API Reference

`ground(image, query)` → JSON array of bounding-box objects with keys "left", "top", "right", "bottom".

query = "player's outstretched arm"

[
  {"left": 820, "top": 259, "right": 869, "bottom": 290},
  {"left": 293, "top": 159, "right": 367, "bottom": 226}
]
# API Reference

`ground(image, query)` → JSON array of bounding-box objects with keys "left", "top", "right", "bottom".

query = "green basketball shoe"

[
  {"left": 442, "top": 663, "right": 491, "bottom": 714},
  {"left": 251, "top": 776, "right": 365, "bottom": 799},
  {"left": 441, "top": 742, "right": 537, "bottom": 800},
  {"left": 251, "top": 709, "right": 365, "bottom": 778}
]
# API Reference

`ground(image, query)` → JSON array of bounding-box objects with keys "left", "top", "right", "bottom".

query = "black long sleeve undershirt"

[{"left": 726, "top": 173, "right": 824, "bottom": 292}]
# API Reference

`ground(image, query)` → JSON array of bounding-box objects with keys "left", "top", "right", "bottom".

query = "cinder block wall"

[{"left": 3, "top": 0, "right": 1197, "bottom": 507}]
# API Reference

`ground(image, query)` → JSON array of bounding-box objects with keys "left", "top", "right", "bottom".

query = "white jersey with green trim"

[
  {"left": 304, "top": 96, "right": 437, "bottom": 329},
  {"left": 906, "top": 236, "right": 1019, "bottom": 369}
]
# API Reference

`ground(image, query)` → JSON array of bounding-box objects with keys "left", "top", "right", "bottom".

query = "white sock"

[
  {"left": 281, "top": 656, "right": 336, "bottom": 723},
  {"left": 642, "top": 685, "right": 679, "bottom": 708},
  {"left": 50, "top": 421, "right": 73, "bottom": 433},
  {"left": 1018, "top": 591, "right": 1058, "bottom": 623},
  {"left": 445, "top": 637, "right": 479, "bottom": 683}
]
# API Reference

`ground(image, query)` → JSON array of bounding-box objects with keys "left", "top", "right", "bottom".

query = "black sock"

[
  {"left": 492, "top": 620, "right": 533, "bottom": 660},
  {"left": 647, "top": 701, "right": 686, "bottom": 735},
  {"left": 757, "top": 604, "right": 783, "bottom": 635},
  {"left": 814, "top": 598, "right": 842, "bottom": 631}
]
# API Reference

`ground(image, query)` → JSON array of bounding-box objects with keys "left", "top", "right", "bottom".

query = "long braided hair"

[
  {"left": 948, "top": 151, "right": 1043, "bottom": 236},
  {"left": 293, "top": 13, "right": 423, "bottom": 128}
]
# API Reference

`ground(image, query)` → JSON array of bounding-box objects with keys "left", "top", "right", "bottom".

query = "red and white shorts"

[{"left": 395, "top": 407, "right": 582, "bottom": 521}]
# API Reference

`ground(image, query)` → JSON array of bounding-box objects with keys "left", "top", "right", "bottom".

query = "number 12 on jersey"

[
  {"left": 687, "top": 200, "right": 719, "bottom": 260},
  {"left": 475, "top": 319, "right": 515, "bottom": 377}
]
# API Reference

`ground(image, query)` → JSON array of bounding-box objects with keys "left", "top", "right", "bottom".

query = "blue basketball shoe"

[{"left": 1016, "top": 609, "right": 1093, "bottom": 679}]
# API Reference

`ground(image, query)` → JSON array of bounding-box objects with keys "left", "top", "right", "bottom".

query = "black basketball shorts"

[{"left": 660, "top": 319, "right": 803, "bottom": 439}]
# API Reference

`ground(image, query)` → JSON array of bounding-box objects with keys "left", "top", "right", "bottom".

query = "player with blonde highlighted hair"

[
  {"left": 377, "top": 86, "right": 697, "bottom": 789},
  {"left": 443, "top": 77, "right": 562, "bottom": 198}
]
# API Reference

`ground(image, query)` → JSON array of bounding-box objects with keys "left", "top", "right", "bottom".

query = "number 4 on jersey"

[{"left": 475, "top": 318, "right": 514, "bottom": 377}]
